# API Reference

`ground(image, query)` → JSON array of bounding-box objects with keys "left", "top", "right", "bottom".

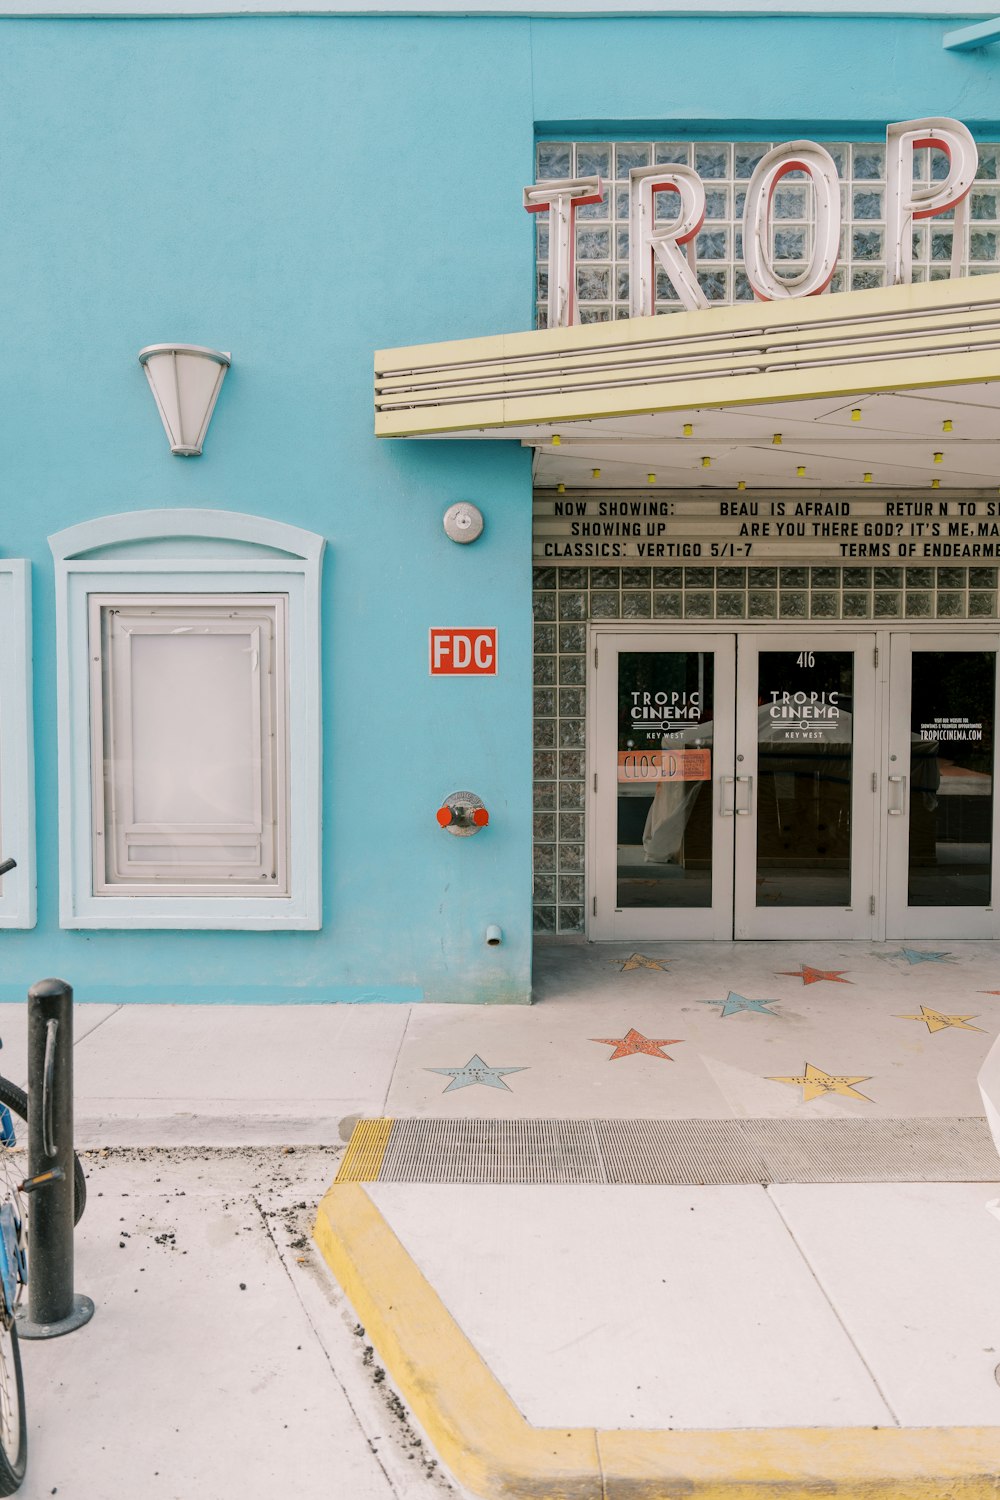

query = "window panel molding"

[
  {"left": 50, "top": 512, "right": 324, "bottom": 930},
  {"left": 91, "top": 595, "right": 289, "bottom": 896},
  {"left": 0, "top": 562, "right": 36, "bottom": 930}
]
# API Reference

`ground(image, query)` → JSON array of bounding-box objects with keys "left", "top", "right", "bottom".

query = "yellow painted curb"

[
  {"left": 313, "top": 1180, "right": 1000, "bottom": 1500},
  {"left": 314, "top": 1180, "right": 602, "bottom": 1499},
  {"left": 335, "top": 1117, "right": 392, "bottom": 1183}
]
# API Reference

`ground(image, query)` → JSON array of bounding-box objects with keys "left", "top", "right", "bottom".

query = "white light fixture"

[{"left": 138, "top": 344, "right": 231, "bottom": 456}]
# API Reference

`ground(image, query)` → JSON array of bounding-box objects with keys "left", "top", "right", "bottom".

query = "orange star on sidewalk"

[
  {"left": 896, "top": 1005, "right": 984, "bottom": 1034},
  {"left": 776, "top": 965, "right": 852, "bottom": 985},
  {"left": 769, "top": 1062, "right": 873, "bottom": 1102},
  {"left": 591, "top": 1028, "right": 682, "bottom": 1061}
]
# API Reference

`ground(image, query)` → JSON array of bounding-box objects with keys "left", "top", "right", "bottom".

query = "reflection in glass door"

[
  {"left": 884, "top": 635, "right": 1000, "bottom": 938},
  {"left": 733, "top": 635, "right": 877, "bottom": 939},
  {"left": 591, "top": 634, "right": 735, "bottom": 939}
]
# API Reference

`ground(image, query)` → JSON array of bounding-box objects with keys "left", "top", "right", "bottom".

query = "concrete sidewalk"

[
  {"left": 5, "top": 936, "right": 1000, "bottom": 1498},
  {"left": 3, "top": 935, "right": 998, "bottom": 1144}
]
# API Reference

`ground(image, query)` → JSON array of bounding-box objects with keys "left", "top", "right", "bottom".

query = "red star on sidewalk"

[
  {"left": 776, "top": 965, "right": 852, "bottom": 985},
  {"left": 590, "top": 1028, "right": 683, "bottom": 1061}
]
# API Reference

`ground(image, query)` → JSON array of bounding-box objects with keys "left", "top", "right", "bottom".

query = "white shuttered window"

[{"left": 90, "top": 594, "right": 288, "bottom": 895}]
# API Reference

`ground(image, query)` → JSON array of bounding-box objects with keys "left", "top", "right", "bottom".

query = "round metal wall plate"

[
  {"left": 443, "top": 503, "right": 484, "bottom": 543},
  {"left": 440, "top": 790, "right": 487, "bottom": 835}
]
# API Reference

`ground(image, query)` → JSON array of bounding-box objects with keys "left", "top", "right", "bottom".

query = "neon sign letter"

[
  {"left": 743, "top": 141, "right": 841, "bottom": 301},
  {"left": 885, "top": 117, "right": 978, "bottom": 285},
  {"left": 628, "top": 164, "right": 708, "bottom": 315},
  {"left": 523, "top": 176, "right": 604, "bottom": 328},
  {"left": 524, "top": 118, "right": 980, "bottom": 327}
]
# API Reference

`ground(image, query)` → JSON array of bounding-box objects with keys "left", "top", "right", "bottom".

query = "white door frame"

[
  {"left": 882, "top": 631, "right": 1000, "bottom": 940},
  {"left": 732, "top": 632, "right": 879, "bottom": 940},
  {"left": 588, "top": 630, "right": 735, "bottom": 940},
  {"left": 586, "top": 621, "right": 999, "bottom": 942}
]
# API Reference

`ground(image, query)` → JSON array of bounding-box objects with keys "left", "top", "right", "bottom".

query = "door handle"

[
  {"left": 719, "top": 775, "right": 736, "bottom": 817},
  {"left": 735, "top": 773, "right": 754, "bottom": 817},
  {"left": 887, "top": 773, "right": 907, "bottom": 816}
]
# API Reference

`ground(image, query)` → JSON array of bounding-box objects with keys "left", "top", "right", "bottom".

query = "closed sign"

[{"left": 429, "top": 628, "right": 497, "bottom": 675}]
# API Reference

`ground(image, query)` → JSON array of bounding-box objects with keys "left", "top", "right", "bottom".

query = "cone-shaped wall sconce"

[{"left": 138, "top": 344, "right": 231, "bottom": 456}]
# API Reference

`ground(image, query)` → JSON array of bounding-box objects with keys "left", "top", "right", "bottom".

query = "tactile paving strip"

[{"left": 367, "top": 1116, "right": 1000, "bottom": 1186}]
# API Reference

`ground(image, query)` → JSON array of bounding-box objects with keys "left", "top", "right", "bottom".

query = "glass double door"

[{"left": 591, "top": 629, "right": 1000, "bottom": 941}]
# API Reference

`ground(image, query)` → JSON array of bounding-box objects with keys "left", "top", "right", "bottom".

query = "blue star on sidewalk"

[
  {"left": 885, "top": 948, "right": 957, "bottom": 966},
  {"left": 699, "top": 991, "right": 781, "bottom": 1018},
  {"left": 426, "top": 1053, "right": 528, "bottom": 1093}
]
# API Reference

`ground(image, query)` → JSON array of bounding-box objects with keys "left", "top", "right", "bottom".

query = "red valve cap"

[
  {"left": 436, "top": 806, "right": 453, "bottom": 827},
  {"left": 472, "top": 807, "right": 490, "bottom": 827}
]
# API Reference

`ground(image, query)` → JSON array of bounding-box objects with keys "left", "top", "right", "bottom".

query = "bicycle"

[{"left": 0, "top": 859, "right": 88, "bottom": 1493}]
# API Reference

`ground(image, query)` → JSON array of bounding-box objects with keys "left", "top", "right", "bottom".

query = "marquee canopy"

[{"left": 375, "top": 274, "right": 1000, "bottom": 491}]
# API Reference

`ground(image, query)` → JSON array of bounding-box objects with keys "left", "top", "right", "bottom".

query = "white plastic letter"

[
  {"left": 453, "top": 635, "right": 472, "bottom": 669},
  {"left": 433, "top": 635, "right": 450, "bottom": 670},
  {"left": 523, "top": 176, "right": 604, "bottom": 328},
  {"left": 743, "top": 141, "right": 841, "bottom": 301},
  {"left": 885, "top": 118, "right": 978, "bottom": 285},
  {"left": 628, "top": 164, "right": 708, "bottom": 316}
]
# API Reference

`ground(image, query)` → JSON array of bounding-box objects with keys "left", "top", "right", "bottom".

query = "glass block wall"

[
  {"left": 533, "top": 139, "right": 1000, "bottom": 325},
  {"left": 532, "top": 562, "right": 1000, "bottom": 935}
]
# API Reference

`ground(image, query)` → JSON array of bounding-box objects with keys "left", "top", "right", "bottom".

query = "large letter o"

[{"left": 743, "top": 141, "right": 841, "bottom": 301}]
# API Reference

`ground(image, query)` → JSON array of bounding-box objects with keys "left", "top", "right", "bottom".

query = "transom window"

[{"left": 533, "top": 139, "right": 1000, "bottom": 325}]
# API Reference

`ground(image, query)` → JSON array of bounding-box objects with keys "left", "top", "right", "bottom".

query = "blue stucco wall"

[{"left": 0, "top": 11, "right": 997, "bottom": 1002}]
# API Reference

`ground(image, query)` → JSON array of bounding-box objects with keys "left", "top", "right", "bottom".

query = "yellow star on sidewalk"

[
  {"left": 616, "top": 953, "right": 669, "bottom": 972},
  {"left": 769, "top": 1062, "right": 873, "bottom": 1103},
  {"left": 896, "top": 1005, "right": 984, "bottom": 1034}
]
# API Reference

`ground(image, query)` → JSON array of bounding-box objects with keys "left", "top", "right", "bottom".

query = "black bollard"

[{"left": 16, "top": 979, "right": 93, "bottom": 1339}]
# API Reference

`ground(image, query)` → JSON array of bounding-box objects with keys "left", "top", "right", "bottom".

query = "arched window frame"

[{"left": 50, "top": 510, "right": 324, "bottom": 930}]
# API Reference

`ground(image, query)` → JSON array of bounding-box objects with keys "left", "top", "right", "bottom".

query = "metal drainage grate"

[
  {"left": 360, "top": 1116, "right": 1000, "bottom": 1186},
  {"left": 595, "top": 1119, "right": 765, "bottom": 1186},
  {"left": 379, "top": 1118, "right": 606, "bottom": 1184},
  {"left": 746, "top": 1116, "right": 1000, "bottom": 1185}
]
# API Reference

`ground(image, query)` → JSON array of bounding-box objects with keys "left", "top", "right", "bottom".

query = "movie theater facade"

[
  {"left": 4, "top": 3, "right": 1000, "bottom": 1005},
  {"left": 376, "top": 72, "right": 1000, "bottom": 952}
]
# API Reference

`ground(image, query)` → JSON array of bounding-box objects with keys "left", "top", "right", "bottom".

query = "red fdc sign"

[{"left": 429, "top": 628, "right": 498, "bottom": 676}]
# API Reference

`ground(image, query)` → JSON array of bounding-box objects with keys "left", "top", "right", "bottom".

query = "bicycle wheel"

[
  {"left": 0, "top": 1079, "right": 86, "bottom": 1227},
  {"left": 0, "top": 1313, "right": 26, "bottom": 1493},
  {"left": 0, "top": 1144, "right": 27, "bottom": 1493}
]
